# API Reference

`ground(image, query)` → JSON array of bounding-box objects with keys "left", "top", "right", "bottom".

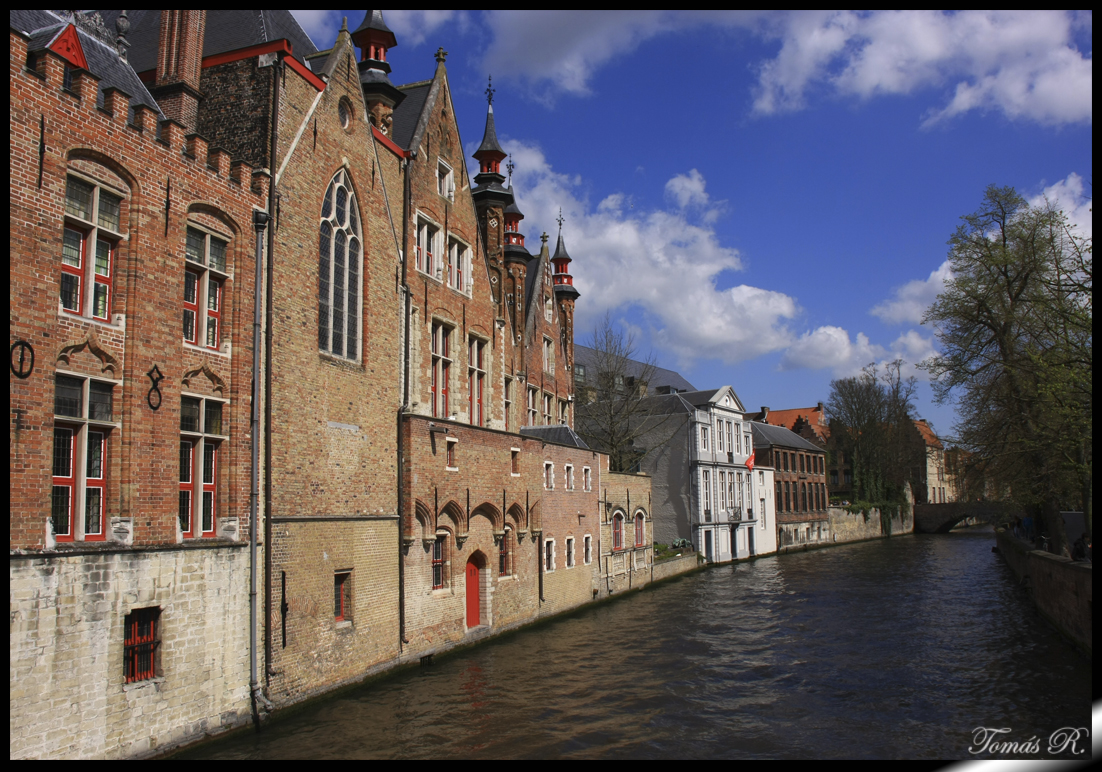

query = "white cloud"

[
  {"left": 482, "top": 11, "right": 763, "bottom": 100},
  {"left": 665, "top": 169, "right": 710, "bottom": 209},
  {"left": 780, "top": 326, "right": 883, "bottom": 376},
  {"left": 870, "top": 260, "right": 952, "bottom": 325},
  {"left": 504, "top": 141, "right": 798, "bottom": 364},
  {"left": 780, "top": 325, "right": 940, "bottom": 379},
  {"left": 385, "top": 11, "right": 468, "bottom": 48},
  {"left": 753, "top": 11, "right": 1092, "bottom": 126},
  {"left": 1028, "top": 172, "right": 1093, "bottom": 239}
]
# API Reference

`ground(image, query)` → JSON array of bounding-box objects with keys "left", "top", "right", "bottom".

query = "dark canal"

[{"left": 184, "top": 528, "right": 1092, "bottom": 759}]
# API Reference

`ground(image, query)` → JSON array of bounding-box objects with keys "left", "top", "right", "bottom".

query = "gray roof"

[
  {"left": 519, "top": 425, "right": 590, "bottom": 449},
  {"left": 474, "top": 104, "right": 505, "bottom": 157},
  {"left": 352, "top": 10, "right": 395, "bottom": 43},
  {"left": 94, "top": 10, "right": 319, "bottom": 75},
  {"left": 750, "top": 422, "right": 822, "bottom": 453},
  {"left": 13, "top": 10, "right": 162, "bottom": 117},
  {"left": 678, "top": 386, "right": 746, "bottom": 411},
  {"left": 392, "top": 81, "right": 431, "bottom": 150},
  {"left": 573, "top": 345, "right": 696, "bottom": 395},
  {"left": 551, "top": 230, "right": 571, "bottom": 262}
]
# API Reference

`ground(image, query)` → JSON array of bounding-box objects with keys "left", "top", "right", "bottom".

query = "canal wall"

[
  {"left": 776, "top": 504, "right": 913, "bottom": 555},
  {"left": 650, "top": 552, "right": 702, "bottom": 583},
  {"left": 994, "top": 528, "right": 1092, "bottom": 655}
]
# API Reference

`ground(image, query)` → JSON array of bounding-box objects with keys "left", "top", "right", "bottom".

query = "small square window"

[
  {"left": 124, "top": 607, "right": 160, "bottom": 683},
  {"left": 446, "top": 439, "right": 457, "bottom": 468}
]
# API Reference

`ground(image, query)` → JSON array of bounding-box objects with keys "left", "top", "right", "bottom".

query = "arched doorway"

[{"left": 466, "top": 558, "right": 481, "bottom": 628}]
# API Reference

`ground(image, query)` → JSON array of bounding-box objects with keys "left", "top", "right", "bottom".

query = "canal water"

[{"left": 185, "top": 528, "right": 1092, "bottom": 759}]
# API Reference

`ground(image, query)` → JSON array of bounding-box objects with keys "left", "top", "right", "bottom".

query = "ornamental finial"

[
  {"left": 485, "top": 74, "right": 495, "bottom": 106},
  {"left": 435, "top": 47, "right": 448, "bottom": 63},
  {"left": 506, "top": 154, "right": 514, "bottom": 184},
  {"left": 556, "top": 208, "right": 564, "bottom": 231}
]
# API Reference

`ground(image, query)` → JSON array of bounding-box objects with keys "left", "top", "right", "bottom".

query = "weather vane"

[
  {"left": 506, "top": 154, "right": 514, "bottom": 184},
  {"left": 485, "top": 75, "right": 495, "bottom": 106}
]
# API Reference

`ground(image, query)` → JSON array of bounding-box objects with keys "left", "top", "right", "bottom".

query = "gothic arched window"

[{"left": 318, "top": 169, "right": 362, "bottom": 359}]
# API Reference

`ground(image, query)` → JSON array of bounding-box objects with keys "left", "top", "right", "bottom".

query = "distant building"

[{"left": 750, "top": 422, "right": 830, "bottom": 549}]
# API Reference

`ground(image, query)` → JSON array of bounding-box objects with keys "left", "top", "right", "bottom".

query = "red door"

[{"left": 466, "top": 560, "right": 480, "bottom": 628}]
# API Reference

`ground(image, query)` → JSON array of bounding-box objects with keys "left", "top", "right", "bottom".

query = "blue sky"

[{"left": 292, "top": 10, "right": 1093, "bottom": 439}]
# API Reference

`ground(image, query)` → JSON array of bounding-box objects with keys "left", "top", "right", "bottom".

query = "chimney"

[
  {"left": 153, "top": 11, "right": 206, "bottom": 132},
  {"left": 760, "top": 406, "right": 770, "bottom": 421}
]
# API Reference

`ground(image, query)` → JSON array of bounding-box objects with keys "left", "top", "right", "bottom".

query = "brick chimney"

[{"left": 153, "top": 11, "right": 206, "bottom": 132}]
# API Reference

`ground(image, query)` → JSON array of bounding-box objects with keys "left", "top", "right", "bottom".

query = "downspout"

[
  {"left": 398, "top": 151, "right": 414, "bottom": 649},
  {"left": 262, "top": 56, "right": 281, "bottom": 705},
  {"left": 249, "top": 209, "right": 269, "bottom": 729}
]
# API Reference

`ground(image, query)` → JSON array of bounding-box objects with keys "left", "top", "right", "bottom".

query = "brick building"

[
  {"left": 10, "top": 11, "right": 663, "bottom": 758},
  {"left": 750, "top": 421, "right": 830, "bottom": 549}
]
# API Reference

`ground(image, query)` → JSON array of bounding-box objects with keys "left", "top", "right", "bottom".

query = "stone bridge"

[{"left": 913, "top": 501, "right": 1024, "bottom": 534}]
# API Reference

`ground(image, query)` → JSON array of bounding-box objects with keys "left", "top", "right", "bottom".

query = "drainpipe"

[
  {"left": 262, "top": 55, "right": 281, "bottom": 708},
  {"left": 250, "top": 209, "right": 269, "bottom": 729},
  {"left": 397, "top": 152, "right": 414, "bottom": 650}
]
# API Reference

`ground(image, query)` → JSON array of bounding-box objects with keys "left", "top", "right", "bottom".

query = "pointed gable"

[{"left": 49, "top": 24, "right": 89, "bottom": 70}]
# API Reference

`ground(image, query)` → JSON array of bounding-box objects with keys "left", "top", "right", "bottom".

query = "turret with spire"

[{"left": 351, "top": 10, "right": 405, "bottom": 135}]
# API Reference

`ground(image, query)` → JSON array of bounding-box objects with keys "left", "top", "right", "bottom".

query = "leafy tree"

[
  {"left": 921, "top": 185, "right": 1092, "bottom": 552},
  {"left": 825, "top": 360, "right": 920, "bottom": 504}
]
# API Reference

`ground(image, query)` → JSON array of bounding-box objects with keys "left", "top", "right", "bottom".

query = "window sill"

[
  {"left": 334, "top": 620, "right": 353, "bottom": 630},
  {"left": 510, "top": 472, "right": 521, "bottom": 477},
  {"left": 123, "top": 676, "right": 165, "bottom": 693},
  {"left": 183, "top": 340, "right": 231, "bottom": 358},
  {"left": 445, "top": 466, "right": 459, "bottom": 472},
  {"left": 57, "top": 309, "right": 127, "bottom": 330}
]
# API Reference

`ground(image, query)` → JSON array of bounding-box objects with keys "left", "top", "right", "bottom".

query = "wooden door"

[{"left": 466, "top": 560, "right": 480, "bottom": 628}]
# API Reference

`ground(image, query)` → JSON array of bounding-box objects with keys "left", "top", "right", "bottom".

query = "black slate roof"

[
  {"left": 474, "top": 104, "right": 505, "bottom": 157},
  {"left": 391, "top": 82, "right": 431, "bottom": 150},
  {"left": 552, "top": 230, "right": 572, "bottom": 262},
  {"left": 519, "top": 425, "right": 590, "bottom": 449},
  {"left": 94, "top": 10, "right": 319, "bottom": 75},
  {"left": 12, "top": 10, "right": 162, "bottom": 117},
  {"left": 573, "top": 345, "right": 697, "bottom": 395},
  {"left": 750, "top": 422, "right": 823, "bottom": 453}
]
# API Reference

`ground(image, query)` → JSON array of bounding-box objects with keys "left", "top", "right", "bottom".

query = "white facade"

[{"left": 689, "top": 387, "right": 773, "bottom": 562}]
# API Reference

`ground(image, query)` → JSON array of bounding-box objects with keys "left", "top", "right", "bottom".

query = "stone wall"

[
  {"left": 650, "top": 551, "right": 701, "bottom": 583},
  {"left": 994, "top": 528, "right": 1092, "bottom": 655},
  {"left": 9, "top": 546, "right": 251, "bottom": 759}
]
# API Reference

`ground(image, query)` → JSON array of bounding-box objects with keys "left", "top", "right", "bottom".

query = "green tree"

[
  {"left": 921, "top": 185, "right": 1092, "bottom": 552},
  {"left": 825, "top": 360, "right": 919, "bottom": 504}
]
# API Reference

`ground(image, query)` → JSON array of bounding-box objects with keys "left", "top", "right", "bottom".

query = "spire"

[
  {"left": 474, "top": 78, "right": 507, "bottom": 165},
  {"left": 552, "top": 211, "right": 579, "bottom": 299},
  {"left": 353, "top": 10, "right": 405, "bottom": 126}
]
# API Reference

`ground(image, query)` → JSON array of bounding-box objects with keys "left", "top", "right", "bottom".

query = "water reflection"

[{"left": 184, "top": 529, "right": 1090, "bottom": 759}]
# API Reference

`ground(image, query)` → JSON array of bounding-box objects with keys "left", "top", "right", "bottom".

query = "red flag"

[{"left": 745, "top": 450, "right": 755, "bottom": 472}]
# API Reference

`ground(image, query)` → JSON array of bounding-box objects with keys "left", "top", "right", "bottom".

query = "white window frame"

[
  {"left": 583, "top": 534, "right": 593, "bottom": 565},
  {"left": 445, "top": 436, "right": 459, "bottom": 471},
  {"left": 527, "top": 386, "right": 538, "bottom": 426},
  {"left": 583, "top": 466, "right": 592, "bottom": 492},
  {"left": 544, "top": 461, "right": 554, "bottom": 490},
  {"left": 61, "top": 174, "right": 126, "bottom": 325},
  {"left": 543, "top": 336, "right": 554, "bottom": 374},
  {"left": 51, "top": 371, "right": 121, "bottom": 542},
  {"left": 437, "top": 158, "right": 455, "bottom": 201},
  {"left": 544, "top": 538, "right": 556, "bottom": 572},
  {"left": 415, "top": 214, "right": 442, "bottom": 280},
  {"left": 565, "top": 464, "right": 574, "bottom": 491},
  {"left": 447, "top": 235, "right": 470, "bottom": 293},
  {"left": 511, "top": 447, "right": 521, "bottom": 477},
  {"left": 179, "top": 392, "right": 230, "bottom": 539},
  {"left": 701, "top": 426, "right": 709, "bottom": 451},
  {"left": 566, "top": 537, "right": 575, "bottom": 568},
  {"left": 184, "top": 224, "right": 232, "bottom": 354}
]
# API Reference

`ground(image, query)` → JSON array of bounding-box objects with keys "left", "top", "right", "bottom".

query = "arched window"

[
  {"left": 612, "top": 513, "right": 624, "bottom": 550},
  {"left": 634, "top": 512, "right": 645, "bottom": 547},
  {"left": 318, "top": 170, "right": 361, "bottom": 359}
]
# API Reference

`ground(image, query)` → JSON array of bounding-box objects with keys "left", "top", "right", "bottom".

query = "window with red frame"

[
  {"left": 334, "top": 572, "right": 352, "bottom": 621},
  {"left": 179, "top": 395, "right": 226, "bottom": 538},
  {"left": 449, "top": 238, "right": 467, "bottom": 292},
  {"left": 503, "top": 378, "right": 512, "bottom": 430},
  {"left": 61, "top": 176, "right": 122, "bottom": 321},
  {"left": 124, "top": 607, "right": 160, "bottom": 683},
  {"left": 634, "top": 513, "right": 645, "bottom": 546},
  {"left": 612, "top": 514, "right": 624, "bottom": 551},
  {"left": 184, "top": 226, "right": 230, "bottom": 351},
  {"left": 468, "top": 337, "right": 484, "bottom": 426},
  {"left": 416, "top": 218, "right": 438, "bottom": 276},
  {"left": 52, "top": 374, "right": 115, "bottom": 542},
  {"left": 432, "top": 536, "right": 446, "bottom": 589},
  {"left": 431, "top": 321, "right": 451, "bottom": 417}
]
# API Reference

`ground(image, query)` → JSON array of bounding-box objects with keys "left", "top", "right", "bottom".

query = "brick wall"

[{"left": 597, "top": 468, "right": 653, "bottom": 597}]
